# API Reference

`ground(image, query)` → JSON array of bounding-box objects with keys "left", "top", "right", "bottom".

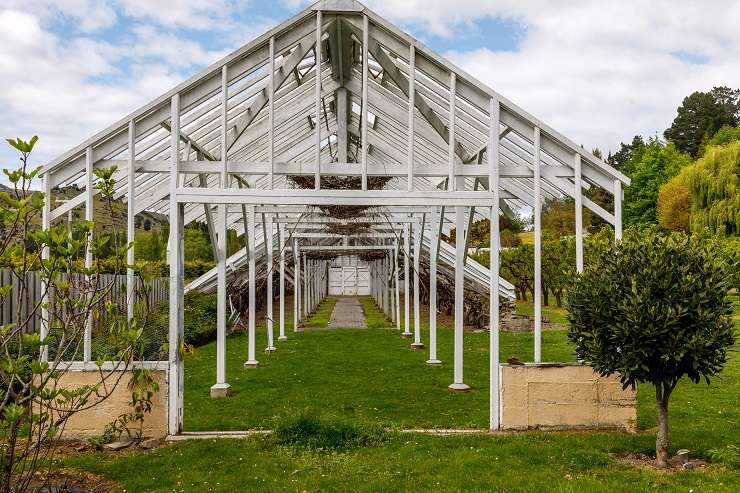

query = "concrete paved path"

[{"left": 328, "top": 297, "right": 368, "bottom": 329}]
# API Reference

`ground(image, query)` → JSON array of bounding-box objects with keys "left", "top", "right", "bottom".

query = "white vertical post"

[
  {"left": 361, "top": 14, "right": 369, "bottom": 191},
  {"left": 337, "top": 88, "right": 348, "bottom": 162},
  {"left": 489, "top": 97, "right": 501, "bottom": 430},
  {"left": 40, "top": 174, "right": 51, "bottom": 362},
  {"left": 221, "top": 65, "right": 228, "bottom": 186},
  {"left": 402, "top": 223, "right": 411, "bottom": 337},
  {"left": 168, "top": 93, "right": 184, "bottom": 434},
  {"left": 211, "top": 203, "right": 230, "bottom": 396},
  {"left": 384, "top": 255, "right": 390, "bottom": 317},
  {"left": 574, "top": 154, "right": 584, "bottom": 273},
  {"left": 266, "top": 215, "right": 276, "bottom": 352},
  {"left": 448, "top": 72, "right": 456, "bottom": 188},
  {"left": 411, "top": 216, "right": 423, "bottom": 349},
  {"left": 394, "top": 241, "right": 401, "bottom": 330},
  {"left": 389, "top": 249, "right": 396, "bottom": 324},
  {"left": 314, "top": 10, "right": 322, "bottom": 190},
  {"left": 293, "top": 239, "right": 300, "bottom": 331},
  {"left": 407, "top": 44, "right": 415, "bottom": 192},
  {"left": 211, "top": 65, "right": 231, "bottom": 396},
  {"left": 614, "top": 180, "right": 623, "bottom": 241},
  {"left": 244, "top": 205, "right": 259, "bottom": 368},
  {"left": 303, "top": 254, "right": 308, "bottom": 317},
  {"left": 268, "top": 37, "right": 275, "bottom": 190},
  {"left": 449, "top": 207, "right": 470, "bottom": 391},
  {"left": 427, "top": 207, "right": 441, "bottom": 364},
  {"left": 279, "top": 225, "right": 287, "bottom": 341},
  {"left": 126, "top": 121, "right": 136, "bottom": 322},
  {"left": 83, "top": 146, "right": 94, "bottom": 362},
  {"left": 533, "top": 126, "right": 542, "bottom": 363}
]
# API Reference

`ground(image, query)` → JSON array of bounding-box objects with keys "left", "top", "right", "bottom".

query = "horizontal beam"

[
  {"left": 176, "top": 188, "right": 495, "bottom": 207},
  {"left": 124, "top": 159, "right": 573, "bottom": 179},
  {"left": 292, "top": 245, "right": 395, "bottom": 251}
]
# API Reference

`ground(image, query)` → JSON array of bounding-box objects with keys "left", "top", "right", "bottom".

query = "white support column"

[
  {"left": 266, "top": 215, "right": 276, "bottom": 352},
  {"left": 574, "top": 154, "right": 584, "bottom": 273},
  {"left": 533, "top": 126, "right": 542, "bottom": 363},
  {"left": 279, "top": 225, "right": 287, "bottom": 341},
  {"left": 411, "top": 216, "right": 424, "bottom": 350},
  {"left": 314, "top": 10, "right": 322, "bottom": 191},
  {"left": 489, "top": 97, "right": 501, "bottom": 430},
  {"left": 449, "top": 206, "right": 470, "bottom": 391},
  {"left": 389, "top": 250, "right": 396, "bottom": 324},
  {"left": 211, "top": 67, "right": 231, "bottom": 397},
  {"left": 211, "top": 202, "right": 231, "bottom": 397},
  {"left": 394, "top": 241, "right": 401, "bottom": 330},
  {"left": 448, "top": 73, "right": 456, "bottom": 187},
  {"left": 427, "top": 207, "right": 441, "bottom": 365},
  {"left": 337, "top": 88, "right": 348, "bottom": 162},
  {"left": 384, "top": 255, "right": 390, "bottom": 317},
  {"left": 244, "top": 205, "right": 259, "bottom": 368},
  {"left": 168, "top": 93, "right": 184, "bottom": 435},
  {"left": 40, "top": 173, "right": 51, "bottom": 362},
  {"left": 361, "top": 14, "right": 369, "bottom": 191},
  {"left": 268, "top": 37, "right": 275, "bottom": 190},
  {"left": 402, "top": 223, "right": 411, "bottom": 337},
  {"left": 302, "top": 254, "right": 308, "bottom": 317},
  {"left": 294, "top": 239, "right": 300, "bottom": 331},
  {"left": 407, "top": 44, "right": 415, "bottom": 192},
  {"left": 126, "top": 121, "right": 136, "bottom": 322},
  {"left": 614, "top": 179, "right": 623, "bottom": 241},
  {"left": 84, "top": 146, "right": 93, "bottom": 362}
]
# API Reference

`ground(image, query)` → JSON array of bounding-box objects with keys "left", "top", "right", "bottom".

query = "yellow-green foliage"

[
  {"left": 657, "top": 179, "right": 692, "bottom": 232},
  {"left": 659, "top": 141, "right": 739, "bottom": 236}
]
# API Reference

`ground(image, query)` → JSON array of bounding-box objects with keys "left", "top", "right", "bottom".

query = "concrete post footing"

[
  {"left": 209, "top": 383, "right": 233, "bottom": 398},
  {"left": 448, "top": 382, "right": 471, "bottom": 392}
]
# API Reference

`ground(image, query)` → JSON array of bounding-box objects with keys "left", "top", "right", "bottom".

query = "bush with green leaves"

[
  {"left": 148, "top": 290, "right": 222, "bottom": 347},
  {"left": 0, "top": 137, "right": 149, "bottom": 492},
  {"left": 567, "top": 227, "right": 736, "bottom": 468}
]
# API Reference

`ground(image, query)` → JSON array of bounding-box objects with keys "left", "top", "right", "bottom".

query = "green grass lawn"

[
  {"left": 513, "top": 299, "right": 569, "bottom": 324},
  {"left": 63, "top": 298, "right": 740, "bottom": 492},
  {"left": 358, "top": 296, "right": 394, "bottom": 328},
  {"left": 300, "top": 296, "right": 338, "bottom": 328}
]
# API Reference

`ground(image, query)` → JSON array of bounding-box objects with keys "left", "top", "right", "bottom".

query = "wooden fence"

[{"left": 0, "top": 269, "right": 168, "bottom": 333}]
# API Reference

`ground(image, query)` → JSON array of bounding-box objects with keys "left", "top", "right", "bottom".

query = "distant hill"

[{"left": 1, "top": 183, "right": 168, "bottom": 234}]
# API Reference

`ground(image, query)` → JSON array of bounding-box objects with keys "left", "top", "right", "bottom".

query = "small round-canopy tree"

[{"left": 567, "top": 228, "right": 736, "bottom": 468}]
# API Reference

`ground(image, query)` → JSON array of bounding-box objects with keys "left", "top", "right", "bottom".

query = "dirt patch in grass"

[
  {"left": 612, "top": 452, "right": 709, "bottom": 473},
  {"left": 22, "top": 467, "right": 119, "bottom": 493}
]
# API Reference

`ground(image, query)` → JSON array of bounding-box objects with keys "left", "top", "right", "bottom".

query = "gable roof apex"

[{"left": 311, "top": 0, "right": 365, "bottom": 12}]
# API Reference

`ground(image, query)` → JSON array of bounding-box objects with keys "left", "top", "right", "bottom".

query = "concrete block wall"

[
  {"left": 500, "top": 363, "right": 636, "bottom": 431},
  {"left": 56, "top": 368, "right": 168, "bottom": 439}
]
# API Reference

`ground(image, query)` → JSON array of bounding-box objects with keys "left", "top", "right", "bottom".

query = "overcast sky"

[{"left": 1, "top": 0, "right": 739, "bottom": 184}]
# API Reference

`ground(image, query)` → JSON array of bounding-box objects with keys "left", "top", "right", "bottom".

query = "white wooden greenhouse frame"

[{"left": 39, "top": 0, "right": 629, "bottom": 434}]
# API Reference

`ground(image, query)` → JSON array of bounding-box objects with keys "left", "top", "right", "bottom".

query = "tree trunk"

[
  {"left": 542, "top": 288, "right": 549, "bottom": 307},
  {"left": 554, "top": 291, "right": 562, "bottom": 308},
  {"left": 655, "top": 385, "right": 671, "bottom": 468}
]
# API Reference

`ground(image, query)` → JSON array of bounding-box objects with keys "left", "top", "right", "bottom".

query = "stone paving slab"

[{"left": 328, "top": 297, "right": 368, "bottom": 329}]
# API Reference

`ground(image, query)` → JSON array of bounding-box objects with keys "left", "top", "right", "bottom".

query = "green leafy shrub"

[
  {"left": 148, "top": 291, "right": 221, "bottom": 347},
  {"left": 567, "top": 227, "right": 736, "bottom": 468}
]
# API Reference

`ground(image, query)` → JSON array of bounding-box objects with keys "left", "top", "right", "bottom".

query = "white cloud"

[
  {"left": 440, "top": 1, "right": 740, "bottom": 151},
  {"left": 2, "top": 0, "right": 740, "bottom": 188},
  {"left": 117, "top": 0, "right": 246, "bottom": 30},
  {"left": 281, "top": 1, "right": 740, "bottom": 152},
  {"left": 3, "top": 0, "right": 118, "bottom": 32}
]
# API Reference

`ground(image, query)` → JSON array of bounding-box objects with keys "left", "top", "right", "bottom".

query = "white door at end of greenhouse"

[
  {"left": 356, "top": 268, "right": 370, "bottom": 295},
  {"left": 342, "top": 267, "right": 358, "bottom": 295}
]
